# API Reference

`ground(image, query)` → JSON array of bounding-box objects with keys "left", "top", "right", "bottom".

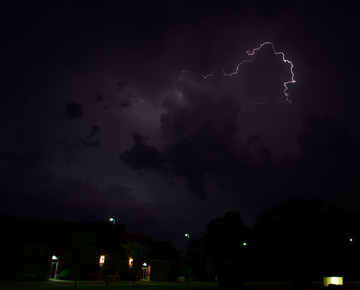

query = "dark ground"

[{"left": 1, "top": 280, "right": 360, "bottom": 290}]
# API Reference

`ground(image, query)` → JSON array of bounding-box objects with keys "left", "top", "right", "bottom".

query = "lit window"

[
  {"left": 99, "top": 255, "right": 106, "bottom": 267},
  {"left": 323, "top": 277, "right": 343, "bottom": 287},
  {"left": 129, "top": 257, "right": 133, "bottom": 268}
]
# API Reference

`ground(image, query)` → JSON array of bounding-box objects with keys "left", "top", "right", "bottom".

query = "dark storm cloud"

[
  {"left": 122, "top": 70, "right": 276, "bottom": 199},
  {"left": 81, "top": 125, "right": 101, "bottom": 148},
  {"left": 120, "top": 41, "right": 295, "bottom": 199},
  {"left": 162, "top": 71, "right": 242, "bottom": 140},
  {"left": 65, "top": 103, "right": 83, "bottom": 119},
  {"left": 121, "top": 134, "right": 164, "bottom": 172},
  {"left": 122, "top": 130, "right": 272, "bottom": 199},
  {"left": 102, "top": 82, "right": 142, "bottom": 110},
  {"left": 60, "top": 125, "right": 101, "bottom": 158},
  {"left": 122, "top": 61, "right": 359, "bottom": 202},
  {"left": 93, "top": 81, "right": 141, "bottom": 110},
  {"left": 56, "top": 125, "right": 102, "bottom": 164}
]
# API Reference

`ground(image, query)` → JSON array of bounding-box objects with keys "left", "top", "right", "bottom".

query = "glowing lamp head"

[
  {"left": 128, "top": 257, "right": 133, "bottom": 268},
  {"left": 99, "top": 255, "right": 106, "bottom": 267},
  {"left": 109, "top": 218, "right": 115, "bottom": 226}
]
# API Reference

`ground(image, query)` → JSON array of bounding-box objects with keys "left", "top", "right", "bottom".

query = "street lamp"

[
  {"left": 109, "top": 218, "right": 115, "bottom": 226},
  {"left": 106, "top": 218, "right": 115, "bottom": 287},
  {"left": 184, "top": 233, "right": 191, "bottom": 285}
]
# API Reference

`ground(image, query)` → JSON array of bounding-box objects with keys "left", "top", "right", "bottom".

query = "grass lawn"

[
  {"left": 4, "top": 280, "right": 360, "bottom": 290},
  {"left": 0, "top": 280, "right": 218, "bottom": 290}
]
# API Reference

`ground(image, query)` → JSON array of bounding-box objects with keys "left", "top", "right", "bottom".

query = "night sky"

[{"left": 2, "top": 1, "right": 360, "bottom": 249}]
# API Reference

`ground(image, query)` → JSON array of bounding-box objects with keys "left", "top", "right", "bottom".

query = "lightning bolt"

[{"left": 181, "top": 41, "right": 296, "bottom": 104}]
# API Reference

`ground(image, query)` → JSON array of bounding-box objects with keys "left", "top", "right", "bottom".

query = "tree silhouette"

[
  {"left": 122, "top": 240, "right": 150, "bottom": 286},
  {"left": 202, "top": 212, "right": 249, "bottom": 289},
  {"left": 62, "top": 231, "right": 97, "bottom": 287}
]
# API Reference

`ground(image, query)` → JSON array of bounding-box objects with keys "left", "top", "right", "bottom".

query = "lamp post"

[
  {"left": 184, "top": 233, "right": 191, "bottom": 285},
  {"left": 106, "top": 218, "right": 115, "bottom": 287},
  {"left": 109, "top": 218, "right": 115, "bottom": 226}
]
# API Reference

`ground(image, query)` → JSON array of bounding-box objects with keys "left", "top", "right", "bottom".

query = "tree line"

[{"left": 187, "top": 197, "right": 360, "bottom": 289}]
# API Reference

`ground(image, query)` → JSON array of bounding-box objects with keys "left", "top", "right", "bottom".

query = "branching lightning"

[{"left": 181, "top": 41, "right": 296, "bottom": 104}]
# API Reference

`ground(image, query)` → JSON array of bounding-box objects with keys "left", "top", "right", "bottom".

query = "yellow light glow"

[
  {"left": 129, "top": 257, "right": 133, "bottom": 268},
  {"left": 323, "top": 276, "right": 343, "bottom": 287},
  {"left": 99, "top": 255, "right": 106, "bottom": 267}
]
